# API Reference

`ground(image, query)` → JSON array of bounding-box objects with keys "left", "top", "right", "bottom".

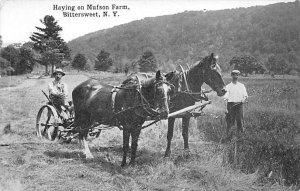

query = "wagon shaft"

[{"left": 168, "top": 100, "right": 211, "bottom": 118}]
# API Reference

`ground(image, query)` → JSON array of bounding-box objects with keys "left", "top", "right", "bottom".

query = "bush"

[
  {"left": 0, "top": 57, "right": 14, "bottom": 75},
  {"left": 71, "top": 53, "right": 86, "bottom": 70}
]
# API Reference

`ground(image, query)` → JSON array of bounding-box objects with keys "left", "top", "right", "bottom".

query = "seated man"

[{"left": 48, "top": 68, "right": 69, "bottom": 120}]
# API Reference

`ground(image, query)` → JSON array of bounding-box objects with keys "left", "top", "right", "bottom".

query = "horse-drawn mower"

[{"left": 36, "top": 89, "right": 211, "bottom": 143}]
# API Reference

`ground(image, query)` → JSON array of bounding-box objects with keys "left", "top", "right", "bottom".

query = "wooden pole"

[{"left": 168, "top": 100, "right": 211, "bottom": 118}]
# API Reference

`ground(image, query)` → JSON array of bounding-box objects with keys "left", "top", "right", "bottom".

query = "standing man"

[
  {"left": 48, "top": 68, "right": 69, "bottom": 119},
  {"left": 223, "top": 70, "right": 248, "bottom": 140}
]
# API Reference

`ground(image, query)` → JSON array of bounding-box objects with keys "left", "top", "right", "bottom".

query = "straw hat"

[{"left": 53, "top": 68, "right": 65, "bottom": 76}]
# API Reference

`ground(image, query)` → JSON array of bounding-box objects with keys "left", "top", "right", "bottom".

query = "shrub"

[{"left": 0, "top": 57, "right": 14, "bottom": 75}]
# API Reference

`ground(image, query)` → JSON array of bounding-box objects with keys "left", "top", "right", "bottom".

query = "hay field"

[{"left": 0, "top": 72, "right": 299, "bottom": 191}]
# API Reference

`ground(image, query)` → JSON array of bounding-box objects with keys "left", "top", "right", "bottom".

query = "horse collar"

[
  {"left": 111, "top": 86, "right": 119, "bottom": 113},
  {"left": 179, "top": 64, "right": 190, "bottom": 92}
]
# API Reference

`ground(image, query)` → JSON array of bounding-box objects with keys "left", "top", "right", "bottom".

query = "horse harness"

[
  {"left": 170, "top": 65, "right": 209, "bottom": 102},
  {"left": 110, "top": 76, "right": 169, "bottom": 119}
]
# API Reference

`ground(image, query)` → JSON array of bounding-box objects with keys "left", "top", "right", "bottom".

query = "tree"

[
  {"left": 138, "top": 51, "right": 158, "bottom": 72},
  {"left": 94, "top": 50, "right": 113, "bottom": 71},
  {"left": 0, "top": 45, "right": 36, "bottom": 75},
  {"left": 265, "top": 54, "right": 289, "bottom": 76},
  {"left": 39, "top": 38, "right": 64, "bottom": 75},
  {"left": 18, "top": 46, "right": 36, "bottom": 74},
  {"left": 0, "top": 46, "right": 21, "bottom": 74},
  {"left": 229, "top": 55, "right": 265, "bottom": 76},
  {"left": 0, "top": 57, "right": 14, "bottom": 75},
  {"left": 30, "top": 15, "right": 70, "bottom": 74},
  {"left": 72, "top": 53, "right": 87, "bottom": 70}
]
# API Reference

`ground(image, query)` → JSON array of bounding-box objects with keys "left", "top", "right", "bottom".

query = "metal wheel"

[{"left": 36, "top": 105, "right": 61, "bottom": 141}]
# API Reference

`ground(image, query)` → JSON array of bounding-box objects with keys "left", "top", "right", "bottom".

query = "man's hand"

[
  {"left": 242, "top": 97, "right": 248, "bottom": 103},
  {"left": 56, "top": 93, "right": 66, "bottom": 98}
]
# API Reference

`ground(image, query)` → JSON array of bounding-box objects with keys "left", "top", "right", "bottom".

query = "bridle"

[
  {"left": 113, "top": 76, "right": 172, "bottom": 118},
  {"left": 169, "top": 59, "right": 222, "bottom": 102},
  {"left": 137, "top": 77, "right": 173, "bottom": 117},
  {"left": 169, "top": 67, "right": 209, "bottom": 102},
  {"left": 152, "top": 80, "right": 174, "bottom": 102}
]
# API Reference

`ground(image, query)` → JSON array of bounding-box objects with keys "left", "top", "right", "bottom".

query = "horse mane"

[
  {"left": 141, "top": 78, "right": 156, "bottom": 88},
  {"left": 165, "top": 54, "right": 215, "bottom": 92},
  {"left": 121, "top": 76, "right": 155, "bottom": 89}
]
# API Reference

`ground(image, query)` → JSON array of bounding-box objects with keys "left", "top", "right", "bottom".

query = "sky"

[{"left": 0, "top": 0, "right": 294, "bottom": 44}]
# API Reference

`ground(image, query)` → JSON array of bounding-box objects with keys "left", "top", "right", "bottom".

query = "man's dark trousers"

[{"left": 226, "top": 102, "right": 244, "bottom": 137}]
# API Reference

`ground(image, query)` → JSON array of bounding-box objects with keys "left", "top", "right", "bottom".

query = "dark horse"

[
  {"left": 72, "top": 71, "right": 172, "bottom": 166},
  {"left": 164, "top": 53, "right": 226, "bottom": 157}
]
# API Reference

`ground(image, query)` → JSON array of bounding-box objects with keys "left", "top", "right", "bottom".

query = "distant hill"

[{"left": 68, "top": 1, "right": 300, "bottom": 72}]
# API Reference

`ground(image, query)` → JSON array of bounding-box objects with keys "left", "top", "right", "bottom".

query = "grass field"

[{"left": 0, "top": 72, "right": 299, "bottom": 191}]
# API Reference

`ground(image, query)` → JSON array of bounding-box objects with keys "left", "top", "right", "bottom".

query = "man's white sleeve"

[
  {"left": 63, "top": 83, "right": 68, "bottom": 98},
  {"left": 48, "top": 82, "right": 56, "bottom": 95}
]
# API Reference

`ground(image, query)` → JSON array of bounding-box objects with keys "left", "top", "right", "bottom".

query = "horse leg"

[
  {"left": 129, "top": 128, "right": 141, "bottom": 165},
  {"left": 121, "top": 128, "right": 130, "bottom": 167},
  {"left": 182, "top": 117, "right": 190, "bottom": 152},
  {"left": 164, "top": 117, "right": 175, "bottom": 157},
  {"left": 79, "top": 128, "right": 94, "bottom": 159}
]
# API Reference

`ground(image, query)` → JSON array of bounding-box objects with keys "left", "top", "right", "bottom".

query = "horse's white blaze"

[
  {"left": 82, "top": 138, "right": 94, "bottom": 159},
  {"left": 161, "top": 83, "right": 170, "bottom": 110},
  {"left": 216, "top": 63, "right": 222, "bottom": 73},
  {"left": 162, "top": 83, "right": 170, "bottom": 97}
]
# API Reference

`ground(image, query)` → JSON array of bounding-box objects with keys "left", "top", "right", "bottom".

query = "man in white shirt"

[
  {"left": 223, "top": 70, "right": 248, "bottom": 140},
  {"left": 48, "top": 68, "right": 69, "bottom": 119}
]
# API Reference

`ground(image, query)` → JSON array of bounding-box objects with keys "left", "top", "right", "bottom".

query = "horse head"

[
  {"left": 196, "top": 53, "right": 226, "bottom": 96},
  {"left": 165, "top": 70, "right": 182, "bottom": 94},
  {"left": 154, "top": 71, "right": 173, "bottom": 118},
  {"left": 141, "top": 70, "right": 172, "bottom": 119}
]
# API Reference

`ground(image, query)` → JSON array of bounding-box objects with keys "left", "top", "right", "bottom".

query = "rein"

[
  {"left": 112, "top": 76, "right": 170, "bottom": 119},
  {"left": 171, "top": 65, "right": 209, "bottom": 102}
]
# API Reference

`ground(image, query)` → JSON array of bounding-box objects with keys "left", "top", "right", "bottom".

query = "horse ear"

[
  {"left": 156, "top": 70, "right": 162, "bottom": 80},
  {"left": 210, "top": 53, "right": 214, "bottom": 59}
]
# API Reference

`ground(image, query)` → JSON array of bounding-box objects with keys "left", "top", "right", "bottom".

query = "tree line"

[{"left": 71, "top": 49, "right": 158, "bottom": 73}]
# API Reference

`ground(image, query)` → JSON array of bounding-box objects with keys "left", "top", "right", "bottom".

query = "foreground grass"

[
  {"left": 202, "top": 77, "right": 300, "bottom": 187},
  {"left": 0, "top": 72, "right": 299, "bottom": 190}
]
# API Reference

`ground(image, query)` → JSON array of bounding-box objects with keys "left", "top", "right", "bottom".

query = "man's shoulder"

[
  {"left": 237, "top": 82, "right": 246, "bottom": 87},
  {"left": 226, "top": 82, "right": 232, "bottom": 86},
  {"left": 48, "top": 80, "right": 55, "bottom": 85},
  {"left": 226, "top": 82, "right": 233, "bottom": 87}
]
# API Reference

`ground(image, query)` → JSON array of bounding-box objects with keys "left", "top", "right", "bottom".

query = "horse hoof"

[
  {"left": 164, "top": 151, "right": 171, "bottom": 158},
  {"left": 121, "top": 162, "right": 127, "bottom": 167}
]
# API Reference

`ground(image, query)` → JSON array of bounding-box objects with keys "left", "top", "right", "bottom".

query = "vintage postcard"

[{"left": 0, "top": 0, "right": 299, "bottom": 190}]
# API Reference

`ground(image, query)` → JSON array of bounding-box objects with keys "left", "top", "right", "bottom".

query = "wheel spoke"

[{"left": 36, "top": 105, "right": 61, "bottom": 141}]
